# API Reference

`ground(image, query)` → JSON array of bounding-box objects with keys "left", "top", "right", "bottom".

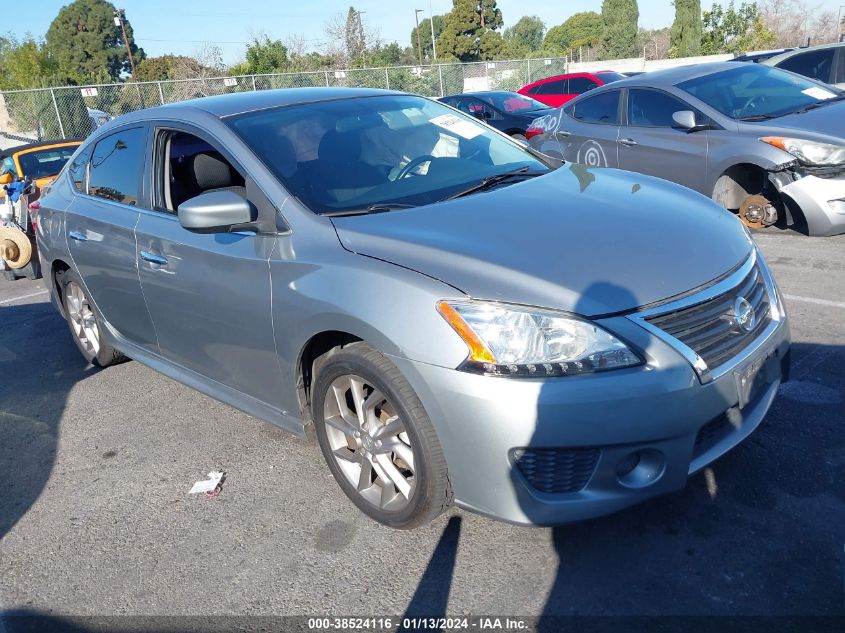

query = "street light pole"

[
  {"left": 429, "top": 0, "right": 437, "bottom": 62},
  {"left": 415, "top": 9, "right": 424, "bottom": 66}
]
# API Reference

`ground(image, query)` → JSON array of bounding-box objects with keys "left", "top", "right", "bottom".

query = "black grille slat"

[
  {"left": 645, "top": 263, "right": 772, "bottom": 371},
  {"left": 512, "top": 447, "right": 600, "bottom": 494}
]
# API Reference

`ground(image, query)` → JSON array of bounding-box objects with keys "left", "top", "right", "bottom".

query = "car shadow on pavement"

[
  {"left": 530, "top": 335, "right": 844, "bottom": 621},
  {"left": 0, "top": 300, "right": 99, "bottom": 540}
]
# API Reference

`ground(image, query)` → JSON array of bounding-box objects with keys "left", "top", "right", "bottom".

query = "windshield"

[
  {"left": 227, "top": 94, "right": 549, "bottom": 214},
  {"left": 677, "top": 64, "right": 844, "bottom": 120},
  {"left": 476, "top": 92, "right": 551, "bottom": 113},
  {"left": 16, "top": 146, "right": 78, "bottom": 179}
]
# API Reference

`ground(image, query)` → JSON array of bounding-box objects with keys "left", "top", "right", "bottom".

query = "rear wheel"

[
  {"left": 312, "top": 343, "right": 451, "bottom": 529},
  {"left": 60, "top": 268, "right": 125, "bottom": 367}
]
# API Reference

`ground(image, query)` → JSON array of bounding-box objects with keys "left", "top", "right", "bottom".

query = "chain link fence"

[{"left": 0, "top": 56, "right": 574, "bottom": 145}]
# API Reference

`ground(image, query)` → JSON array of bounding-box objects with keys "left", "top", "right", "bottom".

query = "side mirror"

[
  {"left": 177, "top": 190, "right": 256, "bottom": 233},
  {"left": 672, "top": 110, "right": 706, "bottom": 132},
  {"left": 0, "top": 173, "right": 13, "bottom": 185}
]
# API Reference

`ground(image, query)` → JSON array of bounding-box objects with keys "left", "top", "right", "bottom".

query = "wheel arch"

[
  {"left": 50, "top": 258, "right": 71, "bottom": 317},
  {"left": 711, "top": 163, "right": 773, "bottom": 211}
]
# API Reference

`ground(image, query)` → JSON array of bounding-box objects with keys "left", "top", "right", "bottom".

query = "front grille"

[
  {"left": 645, "top": 263, "right": 771, "bottom": 370},
  {"left": 511, "top": 447, "right": 600, "bottom": 494}
]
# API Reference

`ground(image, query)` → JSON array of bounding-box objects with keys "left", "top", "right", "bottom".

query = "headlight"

[
  {"left": 436, "top": 300, "right": 642, "bottom": 377},
  {"left": 761, "top": 137, "right": 845, "bottom": 166}
]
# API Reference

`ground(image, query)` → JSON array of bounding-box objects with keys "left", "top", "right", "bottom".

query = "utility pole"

[
  {"left": 415, "top": 9, "right": 424, "bottom": 65},
  {"left": 114, "top": 9, "right": 137, "bottom": 77}
]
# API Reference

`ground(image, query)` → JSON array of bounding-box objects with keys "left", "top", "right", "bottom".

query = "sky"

[{"left": 9, "top": 0, "right": 845, "bottom": 65}]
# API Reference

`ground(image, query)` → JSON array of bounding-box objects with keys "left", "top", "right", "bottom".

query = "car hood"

[
  {"left": 332, "top": 165, "right": 752, "bottom": 316},
  {"left": 753, "top": 101, "right": 845, "bottom": 142}
]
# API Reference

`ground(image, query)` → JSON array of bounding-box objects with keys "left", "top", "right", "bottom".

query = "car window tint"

[
  {"left": 536, "top": 79, "right": 566, "bottom": 95},
  {"left": 68, "top": 146, "right": 92, "bottom": 193},
  {"left": 1, "top": 156, "right": 17, "bottom": 177},
  {"left": 568, "top": 77, "right": 598, "bottom": 95},
  {"left": 88, "top": 127, "right": 145, "bottom": 206},
  {"left": 628, "top": 89, "right": 691, "bottom": 127},
  {"left": 572, "top": 91, "right": 621, "bottom": 124},
  {"left": 777, "top": 49, "right": 835, "bottom": 82}
]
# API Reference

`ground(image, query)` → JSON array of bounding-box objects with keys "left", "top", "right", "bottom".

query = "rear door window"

[
  {"left": 88, "top": 127, "right": 145, "bottom": 206},
  {"left": 567, "top": 77, "right": 599, "bottom": 95},
  {"left": 572, "top": 91, "right": 621, "bottom": 124},
  {"left": 536, "top": 79, "right": 567, "bottom": 95},
  {"left": 777, "top": 49, "right": 836, "bottom": 83}
]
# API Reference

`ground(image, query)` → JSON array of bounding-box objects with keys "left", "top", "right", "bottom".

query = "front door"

[
  {"left": 64, "top": 125, "right": 158, "bottom": 350},
  {"left": 134, "top": 126, "right": 283, "bottom": 407},
  {"left": 617, "top": 88, "right": 709, "bottom": 193}
]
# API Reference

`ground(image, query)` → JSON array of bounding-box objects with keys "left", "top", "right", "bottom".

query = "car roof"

[
  {"left": 596, "top": 61, "right": 751, "bottom": 88},
  {"left": 763, "top": 42, "right": 845, "bottom": 66},
  {"left": 0, "top": 139, "right": 81, "bottom": 160},
  {"left": 149, "top": 87, "right": 404, "bottom": 119}
]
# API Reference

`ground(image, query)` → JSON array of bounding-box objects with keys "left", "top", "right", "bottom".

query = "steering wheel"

[
  {"left": 742, "top": 94, "right": 766, "bottom": 113},
  {"left": 396, "top": 154, "right": 437, "bottom": 179}
]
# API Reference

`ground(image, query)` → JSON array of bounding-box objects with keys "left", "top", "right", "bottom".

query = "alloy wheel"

[
  {"left": 66, "top": 281, "right": 100, "bottom": 357},
  {"left": 323, "top": 374, "right": 417, "bottom": 511}
]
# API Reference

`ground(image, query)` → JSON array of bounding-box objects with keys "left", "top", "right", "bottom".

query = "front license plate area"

[{"left": 734, "top": 349, "right": 779, "bottom": 409}]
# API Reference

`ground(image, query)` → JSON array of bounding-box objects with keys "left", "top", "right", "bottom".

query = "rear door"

[
  {"left": 617, "top": 88, "right": 709, "bottom": 192},
  {"left": 555, "top": 89, "right": 622, "bottom": 168},
  {"left": 64, "top": 125, "right": 158, "bottom": 351},
  {"left": 134, "top": 123, "right": 283, "bottom": 407}
]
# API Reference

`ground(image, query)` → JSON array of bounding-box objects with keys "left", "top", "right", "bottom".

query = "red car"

[{"left": 518, "top": 71, "right": 627, "bottom": 107}]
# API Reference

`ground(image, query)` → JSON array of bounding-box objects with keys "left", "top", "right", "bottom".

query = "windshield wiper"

[
  {"left": 323, "top": 203, "right": 416, "bottom": 217},
  {"left": 786, "top": 95, "right": 845, "bottom": 116},
  {"left": 445, "top": 166, "right": 544, "bottom": 201},
  {"left": 739, "top": 113, "right": 780, "bottom": 121}
]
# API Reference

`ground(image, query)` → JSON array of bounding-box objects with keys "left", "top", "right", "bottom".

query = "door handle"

[
  {"left": 555, "top": 130, "right": 571, "bottom": 137},
  {"left": 69, "top": 231, "right": 88, "bottom": 242},
  {"left": 140, "top": 251, "right": 168, "bottom": 266},
  {"left": 619, "top": 138, "right": 638, "bottom": 147}
]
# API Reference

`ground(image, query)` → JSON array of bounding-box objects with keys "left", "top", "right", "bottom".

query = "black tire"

[
  {"left": 59, "top": 267, "right": 125, "bottom": 367},
  {"left": 312, "top": 342, "right": 451, "bottom": 529}
]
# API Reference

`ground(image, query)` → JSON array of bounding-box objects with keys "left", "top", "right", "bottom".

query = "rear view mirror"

[
  {"left": 177, "top": 190, "right": 256, "bottom": 233},
  {"left": 672, "top": 110, "right": 704, "bottom": 131}
]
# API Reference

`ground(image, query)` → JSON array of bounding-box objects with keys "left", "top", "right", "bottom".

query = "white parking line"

[
  {"left": 0, "top": 289, "right": 48, "bottom": 306},
  {"left": 783, "top": 294, "right": 845, "bottom": 310}
]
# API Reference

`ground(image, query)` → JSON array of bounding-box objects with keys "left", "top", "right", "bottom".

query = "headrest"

[{"left": 192, "top": 152, "right": 234, "bottom": 190}]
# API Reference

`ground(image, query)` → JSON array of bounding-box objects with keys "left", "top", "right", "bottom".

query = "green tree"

[
  {"left": 503, "top": 15, "right": 545, "bottom": 55},
  {"left": 242, "top": 35, "right": 288, "bottom": 74},
  {"left": 437, "top": 0, "right": 504, "bottom": 61},
  {"left": 670, "top": 0, "right": 702, "bottom": 57},
  {"left": 600, "top": 0, "right": 640, "bottom": 59},
  {"left": 543, "top": 11, "right": 604, "bottom": 54},
  {"left": 45, "top": 0, "right": 144, "bottom": 83},
  {"left": 134, "top": 54, "right": 198, "bottom": 82},
  {"left": 0, "top": 35, "right": 59, "bottom": 90},
  {"left": 410, "top": 15, "right": 444, "bottom": 61},
  {"left": 479, "top": 30, "right": 507, "bottom": 59},
  {"left": 345, "top": 6, "right": 367, "bottom": 66},
  {"left": 701, "top": 1, "right": 775, "bottom": 55}
]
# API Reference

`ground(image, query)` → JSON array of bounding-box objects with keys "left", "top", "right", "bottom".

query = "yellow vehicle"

[
  {"left": 1, "top": 139, "right": 81, "bottom": 280},
  {"left": 0, "top": 139, "right": 81, "bottom": 191}
]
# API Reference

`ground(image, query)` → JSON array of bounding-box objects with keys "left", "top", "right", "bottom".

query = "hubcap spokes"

[
  {"left": 324, "top": 374, "right": 416, "bottom": 511},
  {"left": 66, "top": 281, "right": 100, "bottom": 356}
]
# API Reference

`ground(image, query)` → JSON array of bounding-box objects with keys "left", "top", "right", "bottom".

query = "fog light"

[
  {"left": 828, "top": 199, "right": 845, "bottom": 215},
  {"left": 615, "top": 452, "right": 641, "bottom": 477},
  {"left": 616, "top": 449, "right": 666, "bottom": 489}
]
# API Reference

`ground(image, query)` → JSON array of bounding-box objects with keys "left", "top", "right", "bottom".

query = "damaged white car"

[{"left": 527, "top": 61, "right": 845, "bottom": 236}]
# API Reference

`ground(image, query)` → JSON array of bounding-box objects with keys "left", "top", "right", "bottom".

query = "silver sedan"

[{"left": 36, "top": 88, "right": 790, "bottom": 528}]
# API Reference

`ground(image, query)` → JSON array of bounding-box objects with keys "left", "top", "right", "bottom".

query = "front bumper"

[
  {"left": 777, "top": 173, "right": 845, "bottom": 236},
  {"left": 389, "top": 300, "right": 790, "bottom": 526}
]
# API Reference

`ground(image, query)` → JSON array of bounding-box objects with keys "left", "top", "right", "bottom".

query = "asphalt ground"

[{"left": 0, "top": 228, "right": 843, "bottom": 630}]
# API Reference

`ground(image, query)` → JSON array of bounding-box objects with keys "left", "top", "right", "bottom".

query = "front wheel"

[
  {"left": 312, "top": 343, "right": 451, "bottom": 529},
  {"left": 60, "top": 268, "right": 125, "bottom": 367}
]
